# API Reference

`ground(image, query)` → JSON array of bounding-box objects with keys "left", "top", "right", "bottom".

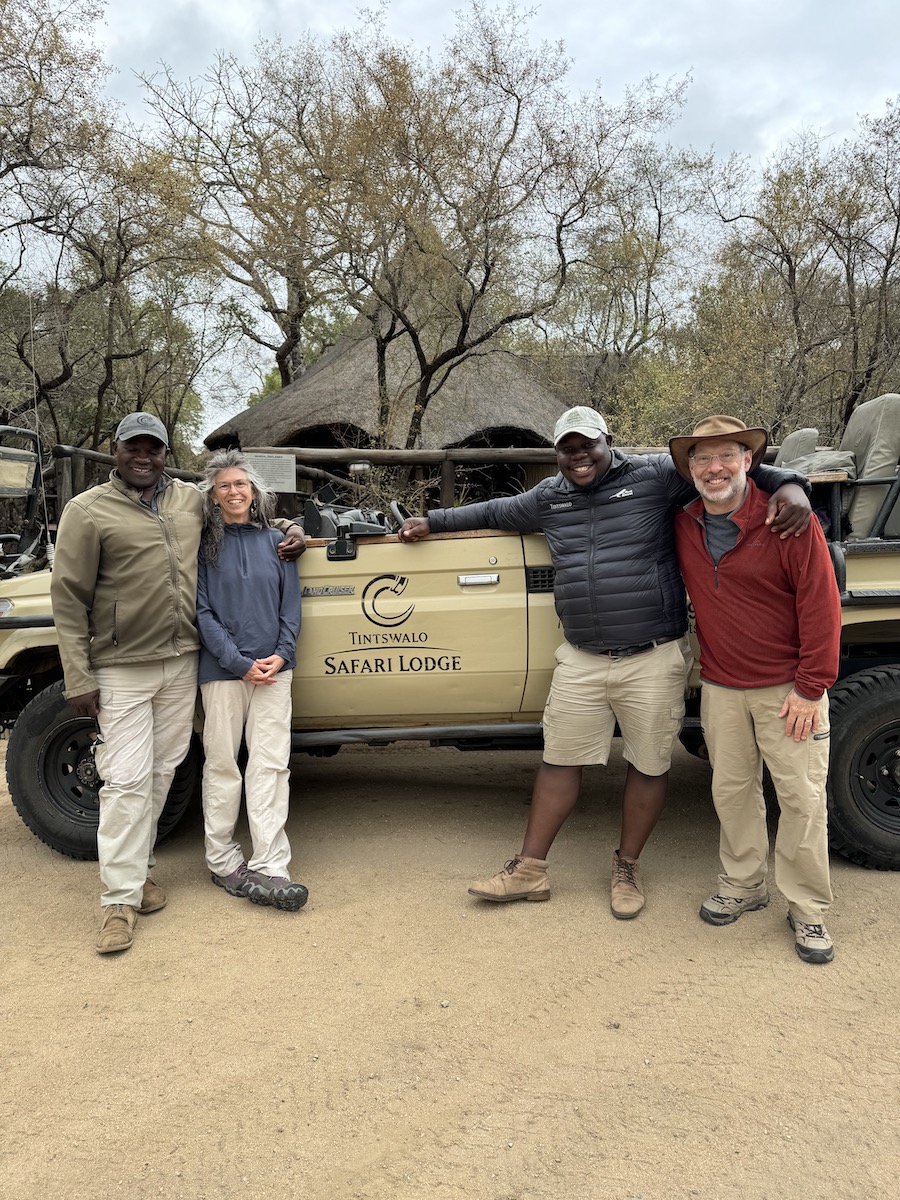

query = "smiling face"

[
  {"left": 114, "top": 436, "right": 167, "bottom": 493},
  {"left": 688, "top": 437, "right": 752, "bottom": 513},
  {"left": 555, "top": 432, "right": 613, "bottom": 488},
  {"left": 212, "top": 466, "right": 255, "bottom": 524}
]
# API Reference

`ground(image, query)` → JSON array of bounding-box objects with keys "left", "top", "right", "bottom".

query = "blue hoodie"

[{"left": 196, "top": 524, "right": 301, "bottom": 684}]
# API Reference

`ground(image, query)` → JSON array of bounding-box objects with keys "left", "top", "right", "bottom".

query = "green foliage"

[{"left": 248, "top": 368, "right": 282, "bottom": 407}]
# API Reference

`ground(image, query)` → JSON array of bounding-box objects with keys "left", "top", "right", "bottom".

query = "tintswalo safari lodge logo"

[{"left": 321, "top": 574, "right": 462, "bottom": 677}]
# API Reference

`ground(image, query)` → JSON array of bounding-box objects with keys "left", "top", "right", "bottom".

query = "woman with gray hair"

[{"left": 196, "top": 450, "right": 307, "bottom": 911}]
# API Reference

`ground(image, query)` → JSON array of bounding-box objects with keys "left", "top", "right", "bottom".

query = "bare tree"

[
  {"left": 703, "top": 110, "right": 900, "bottom": 438},
  {"left": 314, "top": 5, "right": 687, "bottom": 447},
  {"left": 516, "top": 142, "right": 706, "bottom": 423},
  {"left": 142, "top": 42, "right": 344, "bottom": 389},
  {"left": 141, "top": 5, "right": 684, "bottom": 448},
  {"left": 1, "top": 0, "right": 110, "bottom": 258}
]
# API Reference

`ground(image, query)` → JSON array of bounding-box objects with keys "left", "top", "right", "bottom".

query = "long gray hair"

[{"left": 200, "top": 450, "right": 276, "bottom": 566}]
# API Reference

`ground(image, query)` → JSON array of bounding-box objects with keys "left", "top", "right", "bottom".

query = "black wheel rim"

[
  {"left": 847, "top": 721, "right": 900, "bottom": 833},
  {"left": 36, "top": 719, "right": 103, "bottom": 827}
]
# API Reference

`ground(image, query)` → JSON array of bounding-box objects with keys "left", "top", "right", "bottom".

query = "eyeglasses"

[{"left": 688, "top": 450, "right": 745, "bottom": 468}]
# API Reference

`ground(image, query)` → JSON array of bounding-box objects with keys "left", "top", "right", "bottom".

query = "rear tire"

[
  {"left": 6, "top": 680, "right": 201, "bottom": 860},
  {"left": 827, "top": 667, "right": 900, "bottom": 869}
]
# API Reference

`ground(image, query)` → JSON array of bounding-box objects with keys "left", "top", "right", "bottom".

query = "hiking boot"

[
  {"left": 247, "top": 872, "right": 309, "bottom": 912},
  {"left": 787, "top": 912, "right": 835, "bottom": 964},
  {"left": 96, "top": 904, "right": 136, "bottom": 955},
  {"left": 211, "top": 861, "right": 257, "bottom": 899},
  {"left": 137, "top": 876, "right": 167, "bottom": 914},
  {"left": 611, "top": 850, "right": 644, "bottom": 919},
  {"left": 699, "top": 888, "right": 769, "bottom": 926},
  {"left": 468, "top": 856, "right": 550, "bottom": 902}
]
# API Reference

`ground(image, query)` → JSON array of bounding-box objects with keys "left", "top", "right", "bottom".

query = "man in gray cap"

[
  {"left": 52, "top": 412, "right": 306, "bottom": 954},
  {"left": 400, "top": 407, "right": 811, "bottom": 918}
]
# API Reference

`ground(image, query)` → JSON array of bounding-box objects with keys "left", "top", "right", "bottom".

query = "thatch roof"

[{"left": 205, "top": 313, "right": 569, "bottom": 451}]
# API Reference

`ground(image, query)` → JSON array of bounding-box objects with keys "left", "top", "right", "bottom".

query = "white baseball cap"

[{"left": 553, "top": 406, "right": 609, "bottom": 446}]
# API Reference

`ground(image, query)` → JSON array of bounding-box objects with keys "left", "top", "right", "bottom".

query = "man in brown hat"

[{"left": 671, "top": 415, "right": 842, "bottom": 963}]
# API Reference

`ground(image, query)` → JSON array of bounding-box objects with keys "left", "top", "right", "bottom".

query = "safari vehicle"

[{"left": 3, "top": 396, "right": 900, "bottom": 872}]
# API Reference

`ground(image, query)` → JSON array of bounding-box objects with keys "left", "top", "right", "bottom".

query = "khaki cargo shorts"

[{"left": 541, "top": 636, "right": 693, "bottom": 776}]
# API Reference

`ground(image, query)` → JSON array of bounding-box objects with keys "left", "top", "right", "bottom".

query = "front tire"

[
  {"left": 828, "top": 667, "right": 900, "bottom": 869},
  {"left": 6, "top": 680, "right": 201, "bottom": 860}
]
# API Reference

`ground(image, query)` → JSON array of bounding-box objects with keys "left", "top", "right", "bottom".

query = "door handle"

[{"left": 457, "top": 574, "right": 500, "bottom": 586}]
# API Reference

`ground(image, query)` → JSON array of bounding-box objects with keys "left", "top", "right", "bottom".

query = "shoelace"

[
  {"left": 103, "top": 905, "right": 131, "bottom": 924},
  {"left": 796, "top": 922, "right": 827, "bottom": 938},
  {"left": 614, "top": 857, "right": 638, "bottom": 887},
  {"left": 503, "top": 858, "right": 524, "bottom": 875}
]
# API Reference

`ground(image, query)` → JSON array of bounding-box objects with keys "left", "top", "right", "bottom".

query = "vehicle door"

[{"left": 292, "top": 530, "right": 529, "bottom": 724}]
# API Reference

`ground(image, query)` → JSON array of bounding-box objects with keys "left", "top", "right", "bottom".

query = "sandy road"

[{"left": 2, "top": 740, "right": 899, "bottom": 1200}]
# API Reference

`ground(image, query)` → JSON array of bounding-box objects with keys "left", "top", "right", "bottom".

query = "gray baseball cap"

[
  {"left": 552, "top": 406, "right": 609, "bottom": 446},
  {"left": 115, "top": 412, "right": 169, "bottom": 447}
]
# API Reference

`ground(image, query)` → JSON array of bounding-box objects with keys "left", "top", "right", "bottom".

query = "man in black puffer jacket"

[{"left": 399, "top": 407, "right": 811, "bottom": 919}]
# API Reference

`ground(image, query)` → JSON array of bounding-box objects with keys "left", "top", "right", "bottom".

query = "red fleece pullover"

[{"left": 674, "top": 480, "right": 841, "bottom": 699}]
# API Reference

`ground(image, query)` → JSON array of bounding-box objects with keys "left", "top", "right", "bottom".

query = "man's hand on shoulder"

[
  {"left": 278, "top": 525, "right": 307, "bottom": 560},
  {"left": 765, "top": 484, "right": 811, "bottom": 538},
  {"left": 68, "top": 690, "right": 100, "bottom": 718},
  {"left": 399, "top": 517, "right": 431, "bottom": 542}
]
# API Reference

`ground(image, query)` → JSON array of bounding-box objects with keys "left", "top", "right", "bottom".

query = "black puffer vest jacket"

[{"left": 428, "top": 452, "right": 695, "bottom": 651}]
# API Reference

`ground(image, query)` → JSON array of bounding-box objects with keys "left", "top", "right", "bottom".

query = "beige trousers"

[
  {"left": 701, "top": 682, "right": 832, "bottom": 923},
  {"left": 95, "top": 654, "right": 199, "bottom": 908},
  {"left": 542, "top": 636, "right": 692, "bottom": 774},
  {"left": 199, "top": 672, "right": 293, "bottom": 878}
]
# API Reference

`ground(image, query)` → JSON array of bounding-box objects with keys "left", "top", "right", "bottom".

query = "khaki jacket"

[{"left": 52, "top": 475, "right": 206, "bottom": 698}]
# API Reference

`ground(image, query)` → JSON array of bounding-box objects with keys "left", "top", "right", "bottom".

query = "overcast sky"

[
  {"left": 98, "top": 0, "right": 899, "bottom": 163},
  {"left": 91, "top": 0, "right": 899, "bottom": 438}
]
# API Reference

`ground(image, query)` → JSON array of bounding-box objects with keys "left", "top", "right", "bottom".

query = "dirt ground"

[{"left": 2, "top": 739, "right": 899, "bottom": 1200}]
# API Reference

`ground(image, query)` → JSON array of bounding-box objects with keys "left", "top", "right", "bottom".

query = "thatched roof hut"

[{"left": 204, "top": 313, "right": 569, "bottom": 453}]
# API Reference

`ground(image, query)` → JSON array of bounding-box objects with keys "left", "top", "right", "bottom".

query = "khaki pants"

[
  {"left": 701, "top": 682, "right": 832, "bottom": 923},
  {"left": 95, "top": 654, "right": 199, "bottom": 908},
  {"left": 199, "top": 672, "right": 293, "bottom": 878}
]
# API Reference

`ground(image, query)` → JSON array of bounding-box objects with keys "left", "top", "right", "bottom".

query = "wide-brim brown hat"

[{"left": 669, "top": 415, "right": 768, "bottom": 481}]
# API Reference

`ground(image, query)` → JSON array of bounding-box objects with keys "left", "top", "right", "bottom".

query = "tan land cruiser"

[{"left": 2, "top": 404, "right": 900, "bottom": 872}]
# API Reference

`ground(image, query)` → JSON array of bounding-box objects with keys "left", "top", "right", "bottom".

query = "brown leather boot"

[
  {"left": 468, "top": 856, "right": 550, "bottom": 902},
  {"left": 137, "top": 877, "right": 167, "bottom": 914},
  {"left": 96, "top": 904, "right": 137, "bottom": 954},
  {"left": 610, "top": 850, "right": 644, "bottom": 919}
]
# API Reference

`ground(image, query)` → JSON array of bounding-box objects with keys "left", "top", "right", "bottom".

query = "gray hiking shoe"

[
  {"left": 699, "top": 888, "right": 769, "bottom": 926},
  {"left": 247, "top": 871, "right": 309, "bottom": 912},
  {"left": 211, "top": 861, "right": 257, "bottom": 899},
  {"left": 787, "top": 912, "right": 835, "bottom": 964}
]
